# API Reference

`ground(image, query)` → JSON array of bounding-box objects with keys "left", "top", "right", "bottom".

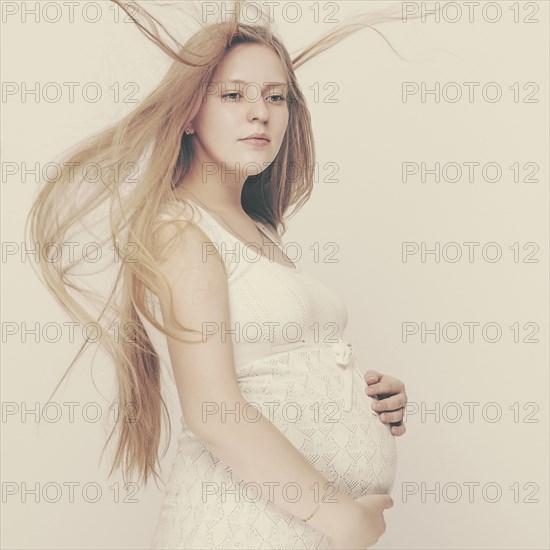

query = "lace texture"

[{"left": 138, "top": 200, "right": 397, "bottom": 549}]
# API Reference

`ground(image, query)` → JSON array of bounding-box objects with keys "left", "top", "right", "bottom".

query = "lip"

[
  {"left": 240, "top": 138, "right": 270, "bottom": 146},
  {"left": 241, "top": 132, "right": 270, "bottom": 142}
]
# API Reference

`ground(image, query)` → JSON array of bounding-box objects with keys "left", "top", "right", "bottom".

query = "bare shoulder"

[{"left": 153, "top": 201, "right": 225, "bottom": 283}]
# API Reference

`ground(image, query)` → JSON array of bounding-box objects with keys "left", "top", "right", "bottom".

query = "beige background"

[{"left": 1, "top": 1, "right": 548, "bottom": 548}]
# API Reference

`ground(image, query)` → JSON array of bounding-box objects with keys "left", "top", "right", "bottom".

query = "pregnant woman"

[{"left": 26, "top": 1, "right": 411, "bottom": 548}]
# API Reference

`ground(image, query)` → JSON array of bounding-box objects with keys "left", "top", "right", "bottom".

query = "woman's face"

[{"left": 190, "top": 43, "right": 290, "bottom": 180}]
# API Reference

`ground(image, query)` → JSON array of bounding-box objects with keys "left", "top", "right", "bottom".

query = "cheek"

[
  {"left": 197, "top": 108, "right": 237, "bottom": 145},
  {"left": 204, "top": 106, "right": 240, "bottom": 138}
]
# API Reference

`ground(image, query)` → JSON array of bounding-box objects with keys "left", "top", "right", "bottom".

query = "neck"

[{"left": 175, "top": 163, "right": 247, "bottom": 215}]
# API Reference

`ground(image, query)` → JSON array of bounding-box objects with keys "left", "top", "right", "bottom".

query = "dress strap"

[{"left": 255, "top": 223, "right": 283, "bottom": 250}]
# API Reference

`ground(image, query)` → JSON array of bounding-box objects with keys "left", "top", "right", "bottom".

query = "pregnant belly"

[{"left": 236, "top": 345, "right": 398, "bottom": 498}]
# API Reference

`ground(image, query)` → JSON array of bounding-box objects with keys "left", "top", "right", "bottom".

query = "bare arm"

[{"left": 155, "top": 217, "right": 361, "bottom": 543}]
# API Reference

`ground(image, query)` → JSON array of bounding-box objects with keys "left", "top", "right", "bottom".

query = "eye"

[
  {"left": 222, "top": 92, "right": 242, "bottom": 101},
  {"left": 222, "top": 92, "right": 286, "bottom": 103},
  {"left": 268, "top": 94, "right": 286, "bottom": 103}
]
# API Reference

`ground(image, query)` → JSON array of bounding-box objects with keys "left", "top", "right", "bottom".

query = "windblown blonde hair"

[{"left": 25, "top": 0, "right": 435, "bottom": 487}]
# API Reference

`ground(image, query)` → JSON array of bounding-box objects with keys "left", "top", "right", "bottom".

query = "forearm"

[{"left": 189, "top": 395, "right": 360, "bottom": 541}]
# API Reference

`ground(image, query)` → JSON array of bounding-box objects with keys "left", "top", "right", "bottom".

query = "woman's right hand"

[{"left": 329, "top": 493, "right": 393, "bottom": 550}]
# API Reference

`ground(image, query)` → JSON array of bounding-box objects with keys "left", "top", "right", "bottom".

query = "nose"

[{"left": 248, "top": 98, "right": 269, "bottom": 122}]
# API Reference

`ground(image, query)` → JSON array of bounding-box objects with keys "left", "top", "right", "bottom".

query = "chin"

[{"left": 235, "top": 154, "right": 275, "bottom": 172}]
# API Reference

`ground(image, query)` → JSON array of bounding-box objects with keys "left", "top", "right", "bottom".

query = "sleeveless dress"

[{"left": 138, "top": 198, "right": 397, "bottom": 549}]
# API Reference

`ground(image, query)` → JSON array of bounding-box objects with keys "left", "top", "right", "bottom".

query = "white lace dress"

[{"left": 138, "top": 199, "right": 397, "bottom": 549}]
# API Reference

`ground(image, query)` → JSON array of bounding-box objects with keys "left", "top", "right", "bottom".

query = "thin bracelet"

[
  {"left": 302, "top": 502, "right": 321, "bottom": 523},
  {"left": 303, "top": 481, "right": 336, "bottom": 522}
]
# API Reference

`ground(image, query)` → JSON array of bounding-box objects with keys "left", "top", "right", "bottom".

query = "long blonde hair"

[{"left": 25, "top": 0, "right": 433, "bottom": 487}]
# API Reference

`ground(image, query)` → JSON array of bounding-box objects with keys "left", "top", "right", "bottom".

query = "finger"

[
  {"left": 366, "top": 383, "right": 394, "bottom": 396},
  {"left": 390, "top": 423, "right": 406, "bottom": 436},
  {"left": 370, "top": 393, "right": 406, "bottom": 413},
  {"left": 375, "top": 377, "right": 404, "bottom": 396},
  {"left": 365, "top": 384, "right": 397, "bottom": 397},
  {"left": 375, "top": 409, "right": 405, "bottom": 425},
  {"left": 364, "top": 370, "right": 382, "bottom": 385},
  {"left": 376, "top": 409, "right": 403, "bottom": 423}
]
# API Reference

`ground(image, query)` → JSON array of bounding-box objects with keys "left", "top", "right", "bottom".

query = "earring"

[{"left": 185, "top": 128, "right": 191, "bottom": 135}]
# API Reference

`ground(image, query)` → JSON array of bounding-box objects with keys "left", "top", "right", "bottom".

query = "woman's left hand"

[{"left": 363, "top": 370, "right": 407, "bottom": 436}]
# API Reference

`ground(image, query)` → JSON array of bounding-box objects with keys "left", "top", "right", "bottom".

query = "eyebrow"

[{"left": 223, "top": 79, "right": 288, "bottom": 89}]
